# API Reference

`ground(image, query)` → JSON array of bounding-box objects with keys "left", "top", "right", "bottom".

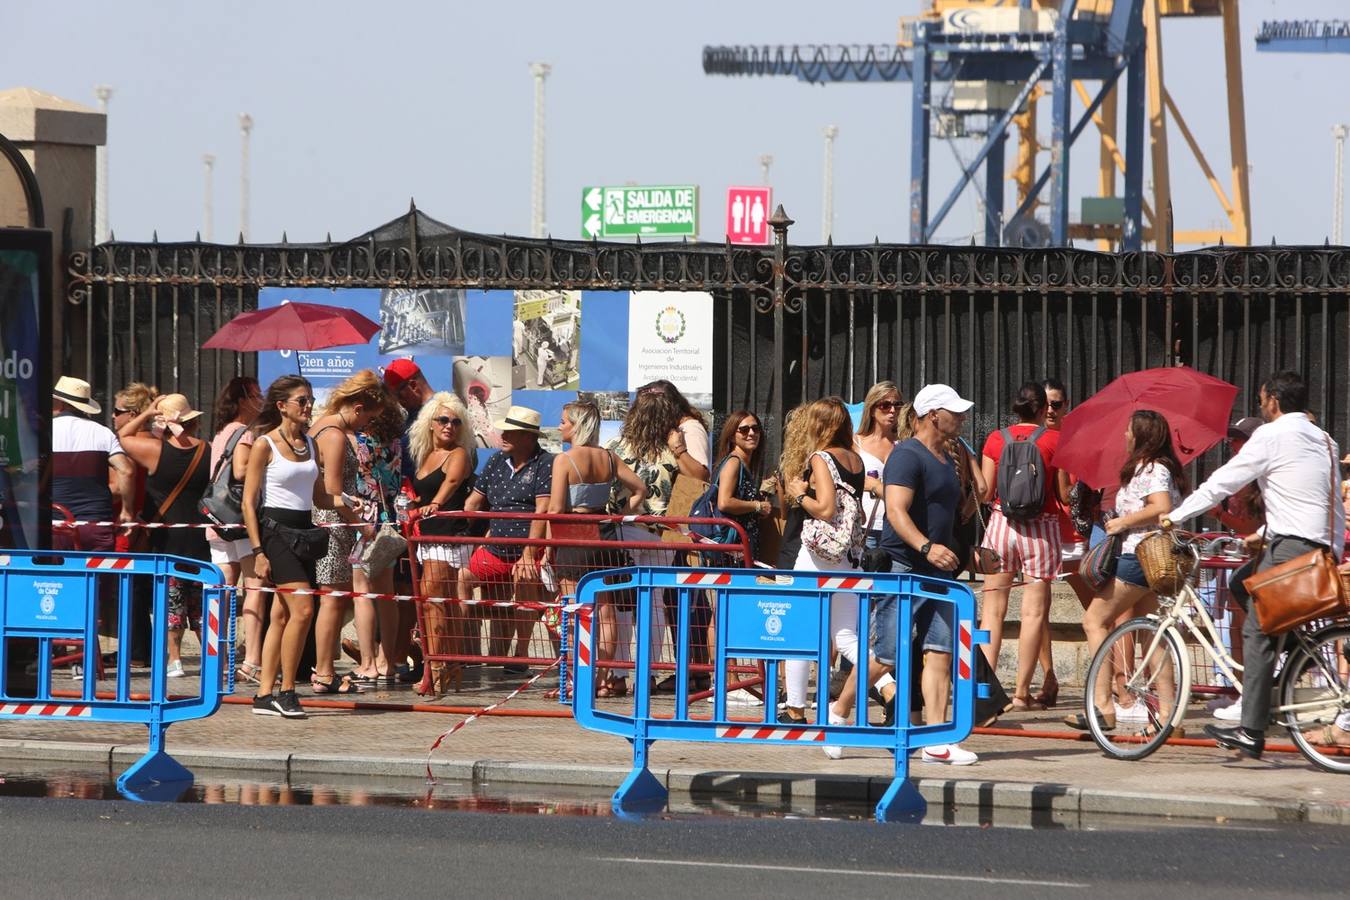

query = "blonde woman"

[
  {"left": 308, "top": 370, "right": 386, "bottom": 694},
  {"left": 855, "top": 381, "right": 903, "bottom": 545},
  {"left": 548, "top": 399, "right": 647, "bottom": 697},
  {"left": 408, "top": 392, "right": 475, "bottom": 696},
  {"left": 110, "top": 381, "right": 158, "bottom": 668},
  {"left": 778, "top": 397, "right": 865, "bottom": 728}
]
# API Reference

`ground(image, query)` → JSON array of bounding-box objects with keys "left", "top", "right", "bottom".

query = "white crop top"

[{"left": 261, "top": 434, "right": 318, "bottom": 511}]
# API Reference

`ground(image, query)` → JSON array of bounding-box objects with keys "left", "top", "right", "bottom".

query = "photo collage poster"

[{"left": 256, "top": 287, "right": 714, "bottom": 467}]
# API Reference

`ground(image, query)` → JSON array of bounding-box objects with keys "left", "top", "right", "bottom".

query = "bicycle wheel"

[
  {"left": 1280, "top": 625, "right": 1350, "bottom": 774},
  {"left": 1084, "top": 616, "right": 1190, "bottom": 760}
]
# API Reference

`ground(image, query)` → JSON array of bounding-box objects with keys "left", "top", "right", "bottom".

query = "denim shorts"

[
  {"left": 1115, "top": 553, "right": 1148, "bottom": 588},
  {"left": 869, "top": 557, "right": 954, "bottom": 666}
]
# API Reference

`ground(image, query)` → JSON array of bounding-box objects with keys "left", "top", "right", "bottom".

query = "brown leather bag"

[{"left": 1244, "top": 434, "right": 1349, "bottom": 635}]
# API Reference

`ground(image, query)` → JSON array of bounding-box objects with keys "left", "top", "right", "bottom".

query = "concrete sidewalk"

[{"left": 2, "top": 675, "right": 1348, "bottom": 827}]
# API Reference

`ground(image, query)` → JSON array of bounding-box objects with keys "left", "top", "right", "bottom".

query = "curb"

[{"left": 1, "top": 738, "right": 1345, "bottom": 826}]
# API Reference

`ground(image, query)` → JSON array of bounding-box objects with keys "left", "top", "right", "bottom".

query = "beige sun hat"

[
  {"left": 155, "top": 393, "right": 203, "bottom": 423},
  {"left": 492, "top": 404, "right": 543, "bottom": 434},
  {"left": 53, "top": 376, "right": 101, "bottom": 415}
]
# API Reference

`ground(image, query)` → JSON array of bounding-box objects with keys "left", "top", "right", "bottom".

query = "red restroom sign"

[{"left": 726, "top": 186, "right": 772, "bottom": 245}]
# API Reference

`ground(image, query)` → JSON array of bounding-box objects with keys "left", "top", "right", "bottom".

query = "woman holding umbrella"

[{"left": 1065, "top": 410, "right": 1187, "bottom": 733}]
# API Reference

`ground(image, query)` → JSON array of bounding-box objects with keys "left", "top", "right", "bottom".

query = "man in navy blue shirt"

[
  {"left": 464, "top": 405, "right": 552, "bottom": 671},
  {"left": 873, "top": 383, "right": 978, "bottom": 765}
]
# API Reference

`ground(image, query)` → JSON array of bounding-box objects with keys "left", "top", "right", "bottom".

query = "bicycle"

[{"left": 1081, "top": 531, "right": 1350, "bottom": 773}]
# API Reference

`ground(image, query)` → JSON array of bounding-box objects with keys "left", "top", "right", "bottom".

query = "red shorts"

[{"left": 469, "top": 546, "right": 515, "bottom": 583}]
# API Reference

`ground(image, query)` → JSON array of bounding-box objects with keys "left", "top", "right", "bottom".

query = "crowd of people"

[{"left": 48, "top": 363, "right": 1350, "bottom": 759}]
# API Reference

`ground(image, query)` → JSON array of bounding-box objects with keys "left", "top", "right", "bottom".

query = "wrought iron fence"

[{"left": 67, "top": 205, "right": 1350, "bottom": 472}]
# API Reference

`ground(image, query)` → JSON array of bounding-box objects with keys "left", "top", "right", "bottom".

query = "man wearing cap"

[
  {"left": 870, "top": 383, "right": 980, "bottom": 765},
  {"left": 1162, "top": 371, "right": 1348, "bottom": 759},
  {"left": 383, "top": 358, "right": 436, "bottom": 480},
  {"left": 52, "top": 376, "right": 135, "bottom": 553},
  {"left": 463, "top": 405, "right": 553, "bottom": 671}
]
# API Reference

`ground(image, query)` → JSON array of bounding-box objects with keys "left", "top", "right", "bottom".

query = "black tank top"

[
  {"left": 411, "top": 459, "right": 474, "bottom": 536},
  {"left": 145, "top": 441, "right": 211, "bottom": 557},
  {"left": 778, "top": 450, "right": 866, "bottom": 567}
]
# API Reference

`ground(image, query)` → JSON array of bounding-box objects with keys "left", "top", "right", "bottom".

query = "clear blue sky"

[{"left": 7, "top": 0, "right": 1344, "bottom": 247}]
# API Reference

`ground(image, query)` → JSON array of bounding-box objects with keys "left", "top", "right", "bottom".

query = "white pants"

[
  {"left": 611, "top": 524, "right": 672, "bottom": 664},
  {"left": 785, "top": 545, "right": 860, "bottom": 709}
]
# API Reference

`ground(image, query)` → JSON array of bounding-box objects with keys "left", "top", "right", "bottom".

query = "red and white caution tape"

[
  {"left": 424, "top": 657, "right": 561, "bottom": 782},
  {"left": 54, "top": 519, "right": 363, "bottom": 530}
]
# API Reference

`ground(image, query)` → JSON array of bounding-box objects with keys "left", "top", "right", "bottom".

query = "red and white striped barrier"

[
  {"left": 204, "top": 596, "right": 220, "bottom": 658},
  {"left": 55, "top": 519, "right": 363, "bottom": 531},
  {"left": 575, "top": 606, "right": 593, "bottom": 668},
  {"left": 675, "top": 571, "right": 731, "bottom": 586},
  {"left": 204, "top": 581, "right": 566, "bottom": 610},
  {"left": 85, "top": 557, "right": 135, "bottom": 570},
  {"left": 715, "top": 724, "right": 827, "bottom": 742},
  {"left": 957, "top": 620, "right": 974, "bottom": 680},
  {"left": 0, "top": 702, "right": 93, "bottom": 718},
  {"left": 816, "top": 575, "right": 873, "bottom": 591}
]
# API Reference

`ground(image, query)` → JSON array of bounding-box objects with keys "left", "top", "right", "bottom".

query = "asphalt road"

[{"left": 2, "top": 796, "right": 1347, "bottom": 898}]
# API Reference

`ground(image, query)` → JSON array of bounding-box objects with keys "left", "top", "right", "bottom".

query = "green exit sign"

[{"left": 581, "top": 185, "right": 698, "bottom": 239}]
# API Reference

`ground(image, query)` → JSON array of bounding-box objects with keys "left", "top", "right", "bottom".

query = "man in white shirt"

[{"left": 1161, "top": 371, "right": 1346, "bottom": 759}]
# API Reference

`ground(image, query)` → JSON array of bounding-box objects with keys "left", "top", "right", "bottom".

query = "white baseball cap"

[{"left": 913, "top": 384, "right": 974, "bottom": 416}]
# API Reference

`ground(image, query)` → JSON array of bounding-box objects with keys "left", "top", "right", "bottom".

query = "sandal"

[
  {"left": 1064, "top": 707, "right": 1116, "bottom": 732},
  {"left": 311, "top": 672, "right": 364, "bottom": 695},
  {"left": 236, "top": 661, "right": 262, "bottom": 684},
  {"left": 1035, "top": 677, "right": 1060, "bottom": 708},
  {"left": 1309, "top": 724, "right": 1350, "bottom": 748},
  {"left": 1009, "top": 696, "right": 1046, "bottom": 712}
]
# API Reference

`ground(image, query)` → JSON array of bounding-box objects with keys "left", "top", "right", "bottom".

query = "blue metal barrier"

[
  {"left": 0, "top": 549, "right": 233, "bottom": 799},
  {"left": 571, "top": 566, "right": 989, "bottom": 823}
]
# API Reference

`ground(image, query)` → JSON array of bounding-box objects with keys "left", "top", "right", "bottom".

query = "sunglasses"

[
  {"left": 113, "top": 407, "right": 131, "bottom": 415},
  {"left": 874, "top": 400, "right": 900, "bottom": 411},
  {"left": 287, "top": 396, "right": 315, "bottom": 408},
  {"left": 1048, "top": 400, "right": 1066, "bottom": 410},
  {"left": 736, "top": 423, "right": 762, "bottom": 435},
  {"left": 433, "top": 416, "right": 463, "bottom": 427}
]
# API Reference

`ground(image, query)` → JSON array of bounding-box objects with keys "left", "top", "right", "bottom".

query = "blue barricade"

[
  {"left": 571, "top": 566, "right": 989, "bottom": 822},
  {"left": 0, "top": 549, "right": 233, "bottom": 799}
]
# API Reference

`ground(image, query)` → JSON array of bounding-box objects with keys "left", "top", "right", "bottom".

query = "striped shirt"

[{"left": 52, "top": 413, "right": 125, "bottom": 518}]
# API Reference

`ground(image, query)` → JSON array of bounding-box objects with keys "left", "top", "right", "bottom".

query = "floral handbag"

[{"left": 801, "top": 451, "right": 865, "bottom": 565}]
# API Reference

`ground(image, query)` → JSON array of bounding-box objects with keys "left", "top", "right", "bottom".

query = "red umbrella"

[
  {"left": 201, "top": 301, "right": 380, "bottom": 352},
  {"left": 1055, "top": 366, "right": 1239, "bottom": 490}
]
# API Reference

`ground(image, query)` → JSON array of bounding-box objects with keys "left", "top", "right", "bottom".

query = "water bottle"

[{"left": 395, "top": 493, "right": 412, "bottom": 528}]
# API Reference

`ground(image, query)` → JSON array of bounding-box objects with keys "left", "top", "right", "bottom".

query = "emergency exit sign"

[{"left": 581, "top": 185, "right": 699, "bottom": 239}]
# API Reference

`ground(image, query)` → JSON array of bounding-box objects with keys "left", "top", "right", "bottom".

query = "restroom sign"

[{"left": 725, "top": 186, "right": 772, "bottom": 245}]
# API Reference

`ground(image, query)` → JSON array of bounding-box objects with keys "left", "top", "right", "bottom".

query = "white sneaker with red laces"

[{"left": 921, "top": 743, "right": 978, "bottom": 765}]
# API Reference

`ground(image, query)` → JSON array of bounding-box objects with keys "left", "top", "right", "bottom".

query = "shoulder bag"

[
  {"left": 801, "top": 450, "right": 865, "bottom": 565},
  {"left": 200, "top": 425, "right": 250, "bottom": 540},
  {"left": 1245, "top": 434, "right": 1349, "bottom": 635},
  {"left": 356, "top": 478, "right": 409, "bottom": 578}
]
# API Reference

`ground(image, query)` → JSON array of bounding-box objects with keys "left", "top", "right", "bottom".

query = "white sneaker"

[
  {"left": 1115, "top": 701, "right": 1151, "bottom": 723},
  {"left": 1205, "top": 694, "right": 1236, "bottom": 713},
  {"left": 70, "top": 665, "right": 83, "bottom": 681},
  {"left": 1213, "top": 699, "right": 1243, "bottom": 722},
  {"left": 166, "top": 660, "right": 186, "bottom": 679},
  {"left": 727, "top": 688, "right": 764, "bottom": 707},
  {"left": 823, "top": 710, "right": 848, "bottom": 760},
  {"left": 921, "top": 743, "right": 978, "bottom": 765}
]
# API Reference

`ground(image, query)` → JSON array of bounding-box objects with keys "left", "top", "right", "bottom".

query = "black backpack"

[{"left": 995, "top": 426, "right": 1048, "bottom": 522}]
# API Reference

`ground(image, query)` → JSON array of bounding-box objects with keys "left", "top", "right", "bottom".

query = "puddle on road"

[{"left": 0, "top": 761, "right": 1278, "bottom": 833}]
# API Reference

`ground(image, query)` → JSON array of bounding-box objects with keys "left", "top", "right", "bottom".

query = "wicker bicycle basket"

[{"left": 1135, "top": 531, "right": 1197, "bottom": 595}]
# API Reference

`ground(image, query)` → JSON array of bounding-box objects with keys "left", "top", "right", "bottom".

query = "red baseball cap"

[{"left": 383, "top": 358, "right": 421, "bottom": 390}]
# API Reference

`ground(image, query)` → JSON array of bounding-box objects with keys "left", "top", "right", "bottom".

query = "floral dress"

[
  {"left": 355, "top": 433, "right": 403, "bottom": 523},
  {"left": 606, "top": 438, "right": 678, "bottom": 517},
  {"left": 312, "top": 426, "right": 359, "bottom": 585}
]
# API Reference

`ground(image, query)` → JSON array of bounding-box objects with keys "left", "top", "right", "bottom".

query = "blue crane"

[{"left": 704, "top": 1, "right": 1148, "bottom": 248}]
